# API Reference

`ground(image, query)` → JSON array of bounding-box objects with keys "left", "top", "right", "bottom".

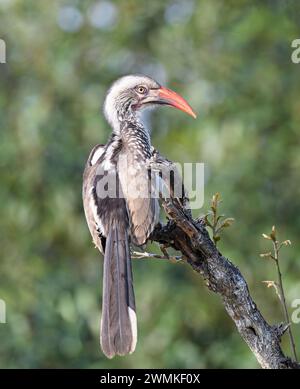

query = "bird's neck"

[
  {"left": 109, "top": 110, "right": 152, "bottom": 159},
  {"left": 109, "top": 106, "right": 139, "bottom": 131},
  {"left": 122, "top": 120, "right": 152, "bottom": 157}
]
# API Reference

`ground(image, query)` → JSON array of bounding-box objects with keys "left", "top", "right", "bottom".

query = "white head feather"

[{"left": 103, "top": 74, "right": 160, "bottom": 132}]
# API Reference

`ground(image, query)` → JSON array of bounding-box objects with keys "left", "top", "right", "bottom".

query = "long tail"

[{"left": 100, "top": 225, "right": 137, "bottom": 358}]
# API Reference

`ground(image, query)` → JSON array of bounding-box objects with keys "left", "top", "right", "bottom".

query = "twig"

[
  {"left": 132, "top": 250, "right": 183, "bottom": 262},
  {"left": 272, "top": 238, "right": 298, "bottom": 362}
]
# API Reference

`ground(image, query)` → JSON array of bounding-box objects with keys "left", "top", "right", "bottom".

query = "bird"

[{"left": 82, "top": 74, "right": 196, "bottom": 358}]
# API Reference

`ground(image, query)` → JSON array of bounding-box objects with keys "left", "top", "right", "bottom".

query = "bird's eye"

[{"left": 135, "top": 85, "right": 147, "bottom": 95}]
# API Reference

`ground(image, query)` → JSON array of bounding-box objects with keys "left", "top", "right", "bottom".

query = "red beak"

[{"left": 158, "top": 87, "right": 197, "bottom": 119}]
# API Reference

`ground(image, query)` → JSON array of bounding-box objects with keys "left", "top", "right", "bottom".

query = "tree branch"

[{"left": 149, "top": 197, "right": 300, "bottom": 369}]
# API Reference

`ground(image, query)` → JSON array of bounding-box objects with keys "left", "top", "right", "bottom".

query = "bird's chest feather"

[
  {"left": 116, "top": 124, "right": 152, "bottom": 194},
  {"left": 122, "top": 124, "right": 152, "bottom": 160},
  {"left": 115, "top": 127, "right": 159, "bottom": 244},
  {"left": 117, "top": 147, "right": 151, "bottom": 201}
]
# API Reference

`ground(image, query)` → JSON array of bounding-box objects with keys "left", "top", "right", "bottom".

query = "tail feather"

[{"left": 100, "top": 226, "right": 137, "bottom": 358}]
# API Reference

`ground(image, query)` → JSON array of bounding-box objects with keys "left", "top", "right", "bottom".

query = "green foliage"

[
  {"left": 0, "top": 0, "right": 300, "bottom": 368},
  {"left": 261, "top": 226, "right": 298, "bottom": 361},
  {"left": 205, "top": 192, "right": 234, "bottom": 245}
]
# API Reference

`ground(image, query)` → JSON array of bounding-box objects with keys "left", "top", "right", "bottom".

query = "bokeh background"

[{"left": 0, "top": 0, "right": 300, "bottom": 368}]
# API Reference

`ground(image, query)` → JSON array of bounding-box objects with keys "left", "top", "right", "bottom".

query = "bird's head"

[{"left": 103, "top": 74, "right": 196, "bottom": 130}]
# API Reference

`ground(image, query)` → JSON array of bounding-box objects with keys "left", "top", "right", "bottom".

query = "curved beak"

[
  {"left": 157, "top": 86, "right": 197, "bottom": 119},
  {"left": 141, "top": 86, "right": 197, "bottom": 119}
]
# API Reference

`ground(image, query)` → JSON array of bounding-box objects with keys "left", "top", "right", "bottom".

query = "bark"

[{"left": 149, "top": 197, "right": 300, "bottom": 369}]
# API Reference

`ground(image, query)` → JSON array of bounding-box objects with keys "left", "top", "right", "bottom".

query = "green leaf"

[
  {"left": 260, "top": 252, "right": 272, "bottom": 259},
  {"left": 262, "top": 233, "right": 271, "bottom": 240},
  {"left": 220, "top": 217, "right": 235, "bottom": 228},
  {"left": 270, "top": 225, "right": 276, "bottom": 241}
]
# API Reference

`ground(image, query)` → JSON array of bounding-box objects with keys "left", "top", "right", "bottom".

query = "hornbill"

[{"left": 83, "top": 74, "right": 196, "bottom": 358}]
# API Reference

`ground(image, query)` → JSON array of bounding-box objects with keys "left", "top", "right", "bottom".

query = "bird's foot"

[
  {"left": 159, "top": 244, "right": 182, "bottom": 263},
  {"left": 131, "top": 247, "right": 182, "bottom": 262}
]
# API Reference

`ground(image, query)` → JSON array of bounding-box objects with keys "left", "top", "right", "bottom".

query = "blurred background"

[{"left": 0, "top": 0, "right": 300, "bottom": 368}]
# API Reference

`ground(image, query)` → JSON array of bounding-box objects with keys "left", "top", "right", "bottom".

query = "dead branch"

[{"left": 149, "top": 197, "right": 300, "bottom": 369}]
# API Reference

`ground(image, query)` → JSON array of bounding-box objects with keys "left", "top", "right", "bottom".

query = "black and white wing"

[{"left": 82, "top": 143, "right": 137, "bottom": 359}]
